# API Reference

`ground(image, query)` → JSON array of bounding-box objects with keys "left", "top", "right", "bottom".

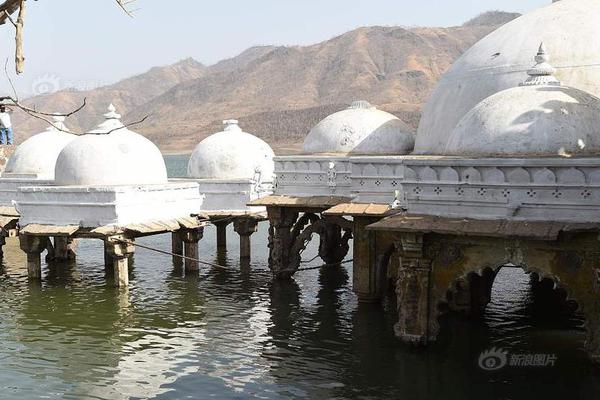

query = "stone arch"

[{"left": 427, "top": 237, "right": 597, "bottom": 360}]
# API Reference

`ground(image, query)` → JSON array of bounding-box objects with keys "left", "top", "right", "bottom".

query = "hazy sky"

[{"left": 0, "top": 0, "right": 549, "bottom": 96}]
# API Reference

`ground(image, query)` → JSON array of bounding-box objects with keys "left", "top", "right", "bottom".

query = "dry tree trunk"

[{"left": 14, "top": 0, "right": 25, "bottom": 74}]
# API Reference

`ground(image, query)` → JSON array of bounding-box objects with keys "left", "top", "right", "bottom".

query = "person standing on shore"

[{"left": 0, "top": 105, "right": 13, "bottom": 145}]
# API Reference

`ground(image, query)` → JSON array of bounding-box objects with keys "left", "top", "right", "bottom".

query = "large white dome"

[
  {"left": 415, "top": 0, "right": 600, "bottom": 154},
  {"left": 3, "top": 116, "right": 76, "bottom": 179},
  {"left": 302, "top": 101, "right": 414, "bottom": 154},
  {"left": 54, "top": 105, "right": 168, "bottom": 186},
  {"left": 187, "top": 120, "right": 275, "bottom": 181},
  {"left": 445, "top": 44, "right": 600, "bottom": 157}
]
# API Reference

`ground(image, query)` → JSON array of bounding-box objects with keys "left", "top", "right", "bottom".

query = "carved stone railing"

[
  {"left": 349, "top": 156, "right": 407, "bottom": 204},
  {"left": 273, "top": 156, "right": 352, "bottom": 197},
  {"left": 401, "top": 157, "right": 600, "bottom": 222}
]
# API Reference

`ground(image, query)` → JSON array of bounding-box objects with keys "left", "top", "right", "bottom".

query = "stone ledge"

[{"left": 366, "top": 214, "right": 600, "bottom": 240}]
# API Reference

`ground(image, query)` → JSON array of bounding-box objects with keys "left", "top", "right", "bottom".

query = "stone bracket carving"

[
  {"left": 393, "top": 233, "right": 435, "bottom": 344},
  {"left": 267, "top": 207, "right": 352, "bottom": 278}
]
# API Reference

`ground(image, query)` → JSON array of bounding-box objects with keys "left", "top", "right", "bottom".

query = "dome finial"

[
  {"left": 89, "top": 103, "right": 125, "bottom": 134},
  {"left": 521, "top": 42, "right": 561, "bottom": 86},
  {"left": 223, "top": 119, "right": 241, "bottom": 131},
  {"left": 104, "top": 103, "right": 122, "bottom": 120},
  {"left": 47, "top": 113, "right": 68, "bottom": 132}
]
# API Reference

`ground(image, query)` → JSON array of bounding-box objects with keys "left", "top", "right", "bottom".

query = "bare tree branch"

[
  {"left": 1, "top": 10, "right": 16, "bottom": 28},
  {"left": 1, "top": 0, "right": 138, "bottom": 73},
  {"left": 0, "top": 0, "right": 20, "bottom": 26},
  {"left": 115, "top": 0, "right": 136, "bottom": 17},
  {"left": 2, "top": 58, "right": 150, "bottom": 136}
]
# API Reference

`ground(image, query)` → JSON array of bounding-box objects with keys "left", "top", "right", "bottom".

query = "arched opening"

[
  {"left": 439, "top": 264, "right": 586, "bottom": 361},
  {"left": 484, "top": 267, "right": 584, "bottom": 344}
]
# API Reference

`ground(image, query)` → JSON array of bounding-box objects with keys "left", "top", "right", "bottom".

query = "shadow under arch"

[{"left": 425, "top": 239, "right": 598, "bottom": 361}]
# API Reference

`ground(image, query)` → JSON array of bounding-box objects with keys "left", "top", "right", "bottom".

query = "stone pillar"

[
  {"left": 47, "top": 236, "right": 77, "bottom": 262},
  {"left": 267, "top": 206, "right": 298, "bottom": 279},
  {"left": 0, "top": 234, "right": 5, "bottom": 259},
  {"left": 352, "top": 217, "right": 385, "bottom": 303},
  {"left": 318, "top": 217, "right": 352, "bottom": 265},
  {"left": 214, "top": 221, "right": 229, "bottom": 250},
  {"left": 182, "top": 228, "right": 204, "bottom": 272},
  {"left": 394, "top": 233, "right": 433, "bottom": 345},
  {"left": 171, "top": 231, "right": 184, "bottom": 267},
  {"left": 233, "top": 217, "right": 259, "bottom": 262},
  {"left": 103, "top": 240, "right": 114, "bottom": 269},
  {"left": 105, "top": 237, "right": 135, "bottom": 287},
  {"left": 19, "top": 234, "right": 48, "bottom": 280},
  {"left": 469, "top": 269, "right": 497, "bottom": 317}
]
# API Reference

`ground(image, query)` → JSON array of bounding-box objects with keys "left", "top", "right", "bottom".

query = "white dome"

[
  {"left": 3, "top": 116, "right": 76, "bottom": 179},
  {"left": 55, "top": 105, "right": 168, "bottom": 186},
  {"left": 415, "top": 0, "right": 600, "bottom": 154},
  {"left": 302, "top": 101, "right": 414, "bottom": 154},
  {"left": 445, "top": 46, "right": 600, "bottom": 157},
  {"left": 187, "top": 120, "right": 275, "bottom": 180}
]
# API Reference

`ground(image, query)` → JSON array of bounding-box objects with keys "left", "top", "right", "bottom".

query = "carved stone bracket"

[{"left": 267, "top": 207, "right": 352, "bottom": 279}]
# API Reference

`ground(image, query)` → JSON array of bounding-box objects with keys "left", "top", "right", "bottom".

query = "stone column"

[
  {"left": 318, "top": 217, "right": 352, "bottom": 265},
  {"left": 233, "top": 217, "right": 259, "bottom": 262},
  {"left": 267, "top": 206, "right": 298, "bottom": 279},
  {"left": 19, "top": 234, "right": 48, "bottom": 280},
  {"left": 394, "top": 233, "right": 433, "bottom": 345},
  {"left": 182, "top": 228, "right": 204, "bottom": 272},
  {"left": 47, "top": 236, "right": 77, "bottom": 262},
  {"left": 171, "top": 231, "right": 184, "bottom": 267},
  {"left": 469, "top": 269, "right": 497, "bottom": 317},
  {"left": 214, "top": 221, "right": 229, "bottom": 250},
  {"left": 352, "top": 217, "right": 384, "bottom": 303},
  {"left": 105, "top": 237, "right": 135, "bottom": 287},
  {"left": 0, "top": 234, "right": 5, "bottom": 259}
]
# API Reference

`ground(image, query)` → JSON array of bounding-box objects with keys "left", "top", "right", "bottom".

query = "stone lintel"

[
  {"left": 323, "top": 202, "right": 394, "bottom": 217},
  {"left": 367, "top": 214, "right": 600, "bottom": 240},
  {"left": 249, "top": 195, "right": 351, "bottom": 209}
]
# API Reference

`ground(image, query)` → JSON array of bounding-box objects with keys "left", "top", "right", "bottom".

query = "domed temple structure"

[
  {"left": 415, "top": 0, "right": 600, "bottom": 154},
  {"left": 14, "top": 105, "right": 205, "bottom": 286},
  {"left": 0, "top": 116, "right": 76, "bottom": 258},
  {"left": 253, "top": 100, "right": 414, "bottom": 277},
  {"left": 254, "top": 0, "right": 600, "bottom": 363},
  {"left": 179, "top": 119, "right": 275, "bottom": 262}
]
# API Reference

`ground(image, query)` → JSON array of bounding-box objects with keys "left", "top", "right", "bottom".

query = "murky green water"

[{"left": 0, "top": 155, "right": 597, "bottom": 399}]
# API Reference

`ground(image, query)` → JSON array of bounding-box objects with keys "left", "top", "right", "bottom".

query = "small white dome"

[
  {"left": 445, "top": 45, "right": 600, "bottom": 157},
  {"left": 187, "top": 120, "right": 275, "bottom": 180},
  {"left": 416, "top": 0, "right": 600, "bottom": 154},
  {"left": 55, "top": 104, "right": 168, "bottom": 186},
  {"left": 4, "top": 116, "right": 76, "bottom": 179},
  {"left": 302, "top": 101, "right": 414, "bottom": 155}
]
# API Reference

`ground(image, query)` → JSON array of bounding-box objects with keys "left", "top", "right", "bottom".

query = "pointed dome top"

[
  {"left": 444, "top": 45, "right": 600, "bottom": 157},
  {"left": 54, "top": 104, "right": 167, "bottom": 186},
  {"left": 520, "top": 43, "right": 561, "bottom": 86},
  {"left": 415, "top": 0, "right": 600, "bottom": 154},
  {"left": 89, "top": 104, "right": 125, "bottom": 134},
  {"left": 188, "top": 120, "right": 275, "bottom": 180}
]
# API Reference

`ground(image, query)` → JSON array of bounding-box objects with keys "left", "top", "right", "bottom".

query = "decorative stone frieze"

[{"left": 273, "top": 156, "right": 352, "bottom": 197}]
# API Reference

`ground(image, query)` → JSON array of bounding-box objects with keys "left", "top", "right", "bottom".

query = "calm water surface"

[{"left": 0, "top": 155, "right": 597, "bottom": 399}]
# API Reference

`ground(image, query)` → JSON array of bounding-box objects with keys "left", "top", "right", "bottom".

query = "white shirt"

[{"left": 0, "top": 112, "right": 11, "bottom": 129}]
